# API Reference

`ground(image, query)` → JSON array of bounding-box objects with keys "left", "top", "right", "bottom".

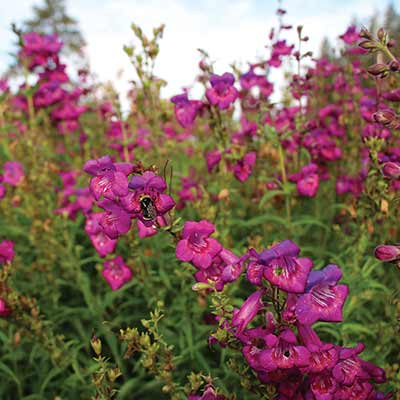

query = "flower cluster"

[
  {"left": 176, "top": 220, "right": 242, "bottom": 291},
  {"left": 208, "top": 240, "right": 390, "bottom": 399}
]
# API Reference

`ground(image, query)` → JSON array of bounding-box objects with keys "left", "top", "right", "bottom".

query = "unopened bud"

[
  {"left": 91, "top": 335, "right": 102, "bottom": 356},
  {"left": 374, "top": 244, "right": 400, "bottom": 262},
  {"left": 389, "top": 60, "right": 400, "bottom": 72},
  {"left": 377, "top": 28, "right": 386, "bottom": 43},
  {"left": 359, "top": 40, "right": 378, "bottom": 50},
  {"left": 373, "top": 109, "right": 396, "bottom": 126},
  {"left": 107, "top": 367, "right": 122, "bottom": 382},
  {"left": 367, "top": 63, "right": 389, "bottom": 76},
  {"left": 382, "top": 161, "right": 400, "bottom": 179}
]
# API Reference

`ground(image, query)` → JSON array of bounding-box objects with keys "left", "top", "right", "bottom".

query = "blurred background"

[{"left": 0, "top": 0, "right": 399, "bottom": 99}]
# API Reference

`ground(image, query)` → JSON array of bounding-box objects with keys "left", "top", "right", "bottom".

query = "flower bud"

[
  {"left": 373, "top": 109, "right": 396, "bottom": 126},
  {"left": 367, "top": 63, "right": 389, "bottom": 77},
  {"left": 377, "top": 28, "right": 386, "bottom": 43},
  {"left": 91, "top": 335, "right": 102, "bottom": 356},
  {"left": 107, "top": 367, "right": 122, "bottom": 382},
  {"left": 382, "top": 162, "right": 400, "bottom": 179},
  {"left": 389, "top": 60, "right": 400, "bottom": 72},
  {"left": 374, "top": 244, "right": 400, "bottom": 262},
  {"left": 359, "top": 40, "right": 378, "bottom": 50}
]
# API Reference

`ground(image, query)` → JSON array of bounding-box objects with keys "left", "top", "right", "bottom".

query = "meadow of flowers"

[{"left": 0, "top": 4, "right": 399, "bottom": 400}]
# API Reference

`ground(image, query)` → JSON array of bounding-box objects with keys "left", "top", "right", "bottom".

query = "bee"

[{"left": 139, "top": 195, "right": 157, "bottom": 221}]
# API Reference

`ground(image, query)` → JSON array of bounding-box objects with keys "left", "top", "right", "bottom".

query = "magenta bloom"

[
  {"left": 206, "top": 73, "right": 238, "bottom": 110},
  {"left": 176, "top": 220, "right": 222, "bottom": 269},
  {"left": 84, "top": 155, "right": 133, "bottom": 200},
  {"left": 297, "top": 324, "right": 338, "bottom": 373},
  {"left": 231, "top": 290, "right": 264, "bottom": 334},
  {"left": 3, "top": 161, "right": 24, "bottom": 186},
  {"left": 339, "top": 26, "right": 360, "bottom": 44},
  {"left": 374, "top": 244, "right": 400, "bottom": 262},
  {"left": 0, "top": 175, "right": 6, "bottom": 199},
  {"left": 121, "top": 171, "right": 175, "bottom": 227},
  {"left": 0, "top": 298, "right": 11, "bottom": 317},
  {"left": 295, "top": 264, "right": 349, "bottom": 325},
  {"left": 233, "top": 151, "right": 257, "bottom": 182},
  {"left": 259, "top": 329, "right": 310, "bottom": 372},
  {"left": 205, "top": 150, "right": 222, "bottom": 173},
  {"left": 290, "top": 163, "right": 320, "bottom": 197},
  {"left": 188, "top": 385, "right": 226, "bottom": 400},
  {"left": 258, "top": 240, "right": 313, "bottom": 293},
  {"left": 97, "top": 200, "right": 132, "bottom": 239},
  {"left": 170, "top": 93, "right": 201, "bottom": 128},
  {"left": 194, "top": 248, "right": 243, "bottom": 291},
  {"left": 0, "top": 240, "right": 15, "bottom": 264},
  {"left": 102, "top": 256, "right": 132, "bottom": 290},
  {"left": 85, "top": 213, "right": 117, "bottom": 257}
]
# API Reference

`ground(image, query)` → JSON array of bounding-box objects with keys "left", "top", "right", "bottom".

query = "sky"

[{"left": 0, "top": 0, "right": 398, "bottom": 101}]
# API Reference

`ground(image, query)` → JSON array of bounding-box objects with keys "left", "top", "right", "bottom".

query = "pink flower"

[
  {"left": 206, "top": 73, "right": 238, "bottom": 110},
  {"left": 3, "top": 161, "right": 24, "bottom": 186},
  {"left": 0, "top": 240, "right": 14, "bottom": 264},
  {"left": 233, "top": 151, "right": 257, "bottom": 182},
  {"left": 102, "top": 256, "right": 132, "bottom": 290},
  {"left": 0, "top": 298, "right": 11, "bottom": 317},
  {"left": 176, "top": 220, "right": 222, "bottom": 269}
]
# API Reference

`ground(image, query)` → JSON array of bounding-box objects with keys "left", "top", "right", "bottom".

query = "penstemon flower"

[{"left": 102, "top": 256, "right": 132, "bottom": 290}]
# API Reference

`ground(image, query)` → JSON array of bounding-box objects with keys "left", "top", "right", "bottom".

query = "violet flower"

[
  {"left": 97, "top": 200, "right": 132, "bottom": 239},
  {"left": 3, "top": 161, "right": 24, "bottom": 186},
  {"left": 121, "top": 171, "right": 175, "bottom": 227},
  {"left": 231, "top": 290, "right": 264, "bottom": 334},
  {"left": 176, "top": 220, "right": 222, "bottom": 269},
  {"left": 83, "top": 155, "right": 133, "bottom": 200},
  {"left": 233, "top": 151, "right": 257, "bottom": 182},
  {"left": 257, "top": 240, "right": 313, "bottom": 293},
  {"left": 206, "top": 72, "right": 238, "bottom": 110},
  {"left": 0, "top": 240, "right": 15, "bottom": 264},
  {"left": 170, "top": 93, "right": 201, "bottom": 128},
  {"left": 295, "top": 264, "right": 349, "bottom": 325},
  {"left": 102, "top": 256, "right": 132, "bottom": 290}
]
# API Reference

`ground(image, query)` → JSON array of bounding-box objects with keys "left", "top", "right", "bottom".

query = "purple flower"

[
  {"left": 0, "top": 175, "right": 6, "bottom": 199},
  {"left": 297, "top": 324, "right": 338, "bottom": 373},
  {"left": 205, "top": 150, "right": 222, "bottom": 173},
  {"left": 290, "top": 163, "right": 320, "bottom": 197},
  {"left": 231, "top": 290, "right": 264, "bottom": 334},
  {"left": 295, "top": 264, "right": 348, "bottom": 325},
  {"left": 339, "top": 26, "right": 360, "bottom": 44},
  {"left": 176, "top": 220, "right": 222, "bottom": 269},
  {"left": 0, "top": 240, "right": 14, "bottom": 264},
  {"left": 97, "top": 200, "right": 132, "bottom": 239},
  {"left": 258, "top": 240, "right": 313, "bottom": 293},
  {"left": 374, "top": 244, "right": 400, "bottom": 262},
  {"left": 170, "top": 93, "right": 201, "bottom": 128},
  {"left": 3, "top": 161, "right": 24, "bottom": 186},
  {"left": 206, "top": 73, "right": 238, "bottom": 110},
  {"left": 85, "top": 213, "right": 117, "bottom": 257},
  {"left": 259, "top": 329, "right": 310, "bottom": 371},
  {"left": 121, "top": 171, "right": 175, "bottom": 226},
  {"left": 83, "top": 156, "right": 133, "bottom": 200},
  {"left": 0, "top": 298, "right": 11, "bottom": 317},
  {"left": 233, "top": 151, "right": 257, "bottom": 182},
  {"left": 102, "top": 256, "right": 132, "bottom": 290}
]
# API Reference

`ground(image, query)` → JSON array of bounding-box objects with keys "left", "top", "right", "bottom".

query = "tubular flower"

[{"left": 102, "top": 256, "right": 132, "bottom": 290}]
